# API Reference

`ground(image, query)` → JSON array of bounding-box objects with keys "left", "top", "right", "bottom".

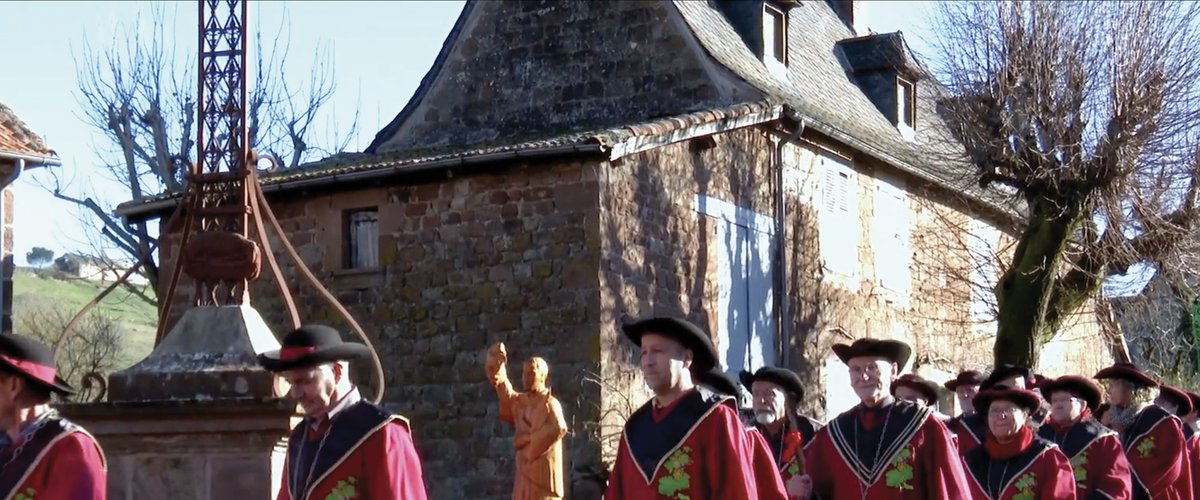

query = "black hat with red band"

[
  {"left": 0, "top": 334, "right": 75, "bottom": 395},
  {"left": 257, "top": 325, "right": 372, "bottom": 372}
]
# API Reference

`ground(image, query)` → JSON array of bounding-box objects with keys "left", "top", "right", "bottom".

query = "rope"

[{"left": 253, "top": 182, "right": 387, "bottom": 404}]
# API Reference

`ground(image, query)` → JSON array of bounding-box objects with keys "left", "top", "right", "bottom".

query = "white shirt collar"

[{"left": 310, "top": 387, "right": 361, "bottom": 429}]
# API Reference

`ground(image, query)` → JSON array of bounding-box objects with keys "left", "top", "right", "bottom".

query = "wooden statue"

[{"left": 485, "top": 343, "right": 568, "bottom": 500}]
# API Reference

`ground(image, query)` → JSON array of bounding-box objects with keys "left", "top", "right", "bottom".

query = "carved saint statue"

[{"left": 485, "top": 342, "right": 568, "bottom": 500}]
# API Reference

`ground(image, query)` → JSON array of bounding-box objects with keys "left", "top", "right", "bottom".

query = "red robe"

[
  {"left": 747, "top": 428, "right": 789, "bottom": 500},
  {"left": 1186, "top": 431, "right": 1200, "bottom": 500},
  {"left": 1, "top": 419, "right": 106, "bottom": 499},
  {"left": 605, "top": 388, "right": 783, "bottom": 499},
  {"left": 950, "top": 413, "right": 987, "bottom": 455},
  {"left": 277, "top": 402, "right": 426, "bottom": 500},
  {"left": 1120, "top": 406, "right": 1191, "bottom": 499},
  {"left": 1037, "top": 416, "right": 1131, "bottom": 499},
  {"left": 804, "top": 399, "right": 971, "bottom": 499},
  {"left": 963, "top": 437, "right": 1076, "bottom": 500}
]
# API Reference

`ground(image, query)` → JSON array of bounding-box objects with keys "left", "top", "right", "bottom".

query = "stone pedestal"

[{"left": 58, "top": 305, "right": 298, "bottom": 500}]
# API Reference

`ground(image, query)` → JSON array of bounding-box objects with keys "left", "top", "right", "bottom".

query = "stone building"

[
  {"left": 0, "top": 102, "right": 58, "bottom": 332},
  {"left": 117, "top": 0, "right": 1116, "bottom": 497}
]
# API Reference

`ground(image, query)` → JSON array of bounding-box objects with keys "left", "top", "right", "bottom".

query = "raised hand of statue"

[{"left": 485, "top": 342, "right": 508, "bottom": 381}]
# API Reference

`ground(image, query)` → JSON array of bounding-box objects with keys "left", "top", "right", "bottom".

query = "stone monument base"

[
  {"left": 57, "top": 305, "right": 298, "bottom": 499},
  {"left": 59, "top": 399, "right": 297, "bottom": 499}
]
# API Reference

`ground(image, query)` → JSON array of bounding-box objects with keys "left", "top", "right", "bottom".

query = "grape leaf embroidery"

[
  {"left": 786, "top": 459, "right": 802, "bottom": 479},
  {"left": 1012, "top": 472, "right": 1037, "bottom": 500},
  {"left": 325, "top": 476, "right": 359, "bottom": 500},
  {"left": 657, "top": 446, "right": 693, "bottom": 499},
  {"left": 13, "top": 487, "right": 36, "bottom": 500},
  {"left": 1070, "top": 451, "right": 1088, "bottom": 485},
  {"left": 883, "top": 445, "right": 914, "bottom": 490},
  {"left": 1136, "top": 437, "right": 1155, "bottom": 458}
]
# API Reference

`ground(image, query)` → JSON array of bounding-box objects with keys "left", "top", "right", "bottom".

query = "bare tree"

[
  {"left": 930, "top": 1, "right": 1200, "bottom": 367},
  {"left": 40, "top": 5, "right": 357, "bottom": 307},
  {"left": 16, "top": 306, "right": 123, "bottom": 403}
]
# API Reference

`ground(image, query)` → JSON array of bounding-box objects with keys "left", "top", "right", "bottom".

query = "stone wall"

[
  {"left": 597, "top": 127, "right": 779, "bottom": 471},
  {"left": 159, "top": 160, "right": 607, "bottom": 499}
]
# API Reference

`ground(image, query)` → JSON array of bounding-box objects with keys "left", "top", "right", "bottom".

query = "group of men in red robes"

[
  {"left": 605, "top": 315, "right": 1200, "bottom": 500},
  {"left": 0, "top": 325, "right": 430, "bottom": 500}
]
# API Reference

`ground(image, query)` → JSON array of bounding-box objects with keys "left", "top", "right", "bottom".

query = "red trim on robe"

[
  {"left": 805, "top": 412, "right": 971, "bottom": 499},
  {"left": 11, "top": 431, "right": 106, "bottom": 499},
  {"left": 605, "top": 403, "right": 779, "bottom": 499},
  {"left": 276, "top": 421, "right": 426, "bottom": 500}
]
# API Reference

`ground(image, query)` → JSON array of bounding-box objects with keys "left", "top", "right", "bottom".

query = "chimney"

[{"left": 828, "top": 0, "right": 866, "bottom": 35}]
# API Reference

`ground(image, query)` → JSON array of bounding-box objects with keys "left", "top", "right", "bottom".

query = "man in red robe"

[
  {"left": 694, "top": 367, "right": 788, "bottom": 500},
  {"left": 962, "top": 388, "right": 1075, "bottom": 499},
  {"left": 944, "top": 370, "right": 985, "bottom": 453},
  {"left": 955, "top": 365, "right": 1035, "bottom": 454},
  {"left": 891, "top": 373, "right": 951, "bottom": 423},
  {"left": 259, "top": 325, "right": 427, "bottom": 500},
  {"left": 1184, "top": 391, "right": 1200, "bottom": 499},
  {"left": 1094, "top": 362, "right": 1192, "bottom": 499},
  {"left": 1037, "top": 375, "right": 1131, "bottom": 499},
  {"left": 605, "top": 317, "right": 785, "bottom": 499},
  {"left": 0, "top": 333, "right": 106, "bottom": 499},
  {"left": 740, "top": 366, "right": 815, "bottom": 495},
  {"left": 799, "top": 338, "right": 970, "bottom": 499}
]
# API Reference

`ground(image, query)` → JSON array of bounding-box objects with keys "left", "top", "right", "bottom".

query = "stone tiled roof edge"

[
  {"left": 115, "top": 100, "right": 784, "bottom": 219},
  {"left": 0, "top": 102, "right": 57, "bottom": 160}
]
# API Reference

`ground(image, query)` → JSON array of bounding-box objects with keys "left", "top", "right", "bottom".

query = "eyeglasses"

[{"left": 988, "top": 407, "right": 1026, "bottom": 418}]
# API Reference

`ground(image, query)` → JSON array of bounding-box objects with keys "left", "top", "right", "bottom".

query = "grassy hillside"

[{"left": 12, "top": 268, "right": 157, "bottom": 370}]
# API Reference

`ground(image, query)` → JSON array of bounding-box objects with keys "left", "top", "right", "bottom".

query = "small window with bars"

[{"left": 344, "top": 208, "right": 379, "bottom": 269}]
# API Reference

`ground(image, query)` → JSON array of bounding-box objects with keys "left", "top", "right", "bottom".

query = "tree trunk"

[{"left": 993, "top": 199, "right": 1079, "bottom": 368}]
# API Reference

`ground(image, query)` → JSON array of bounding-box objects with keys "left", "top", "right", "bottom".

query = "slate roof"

[
  {"left": 672, "top": 0, "right": 994, "bottom": 211},
  {"left": 119, "top": 0, "right": 1011, "bottom": 219},
  {"left": 0, "top": 102, "right": 55, "bottom": 158},
  {"left": 116, "top": 101, "right": 783, "bottom": 216}
]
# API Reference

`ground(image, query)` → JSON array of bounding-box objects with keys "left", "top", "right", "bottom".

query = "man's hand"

[{"left": 786, "top": 474, "right": 812, "bottom": 500}]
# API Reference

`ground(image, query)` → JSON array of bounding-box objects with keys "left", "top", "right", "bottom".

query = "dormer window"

[
  {"left": 897, "top": 78, "right": 916, "bottom": 127},
  {"left": 897, "top": 77, "right": 917, "bottom": 140},
  {"left": 763, "top": 4, "right": 787, "bottom": 66}
]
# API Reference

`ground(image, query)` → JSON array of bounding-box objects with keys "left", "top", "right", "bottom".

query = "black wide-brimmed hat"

[
  {"left": 981, "top": 364, "right": 1034, "bottom": 390},
  {"left": 622, "top": 317, "right": 718, "bottom": 372},
  {"left": 695, "top": 367, "right": 740, "bottom": 398},
  {"left": 1158, "top": 385, "right": 1194, "bottom": 417},
  {"left": 1093, "top": 362, "right": 1159, "bottom": 388},
  {"left": 0, "top": 334, "right": 74, "bottom": 395},
  {"left": 1039, "top": 375, "right": 1103, "bottom": 411},
  {"left": 973, "top": 388, "right": 1042, "bottom": 416},
  {"left": 739, "top": 367, "right": 805, "bottom": 400},
  {"left": 891, "top": 374, "right": 940, "bottom": 404},
  {"left": 945, "top": 370, "right": 986, "bottom": 391},
  {"left": 257, "top": 325, "right": 372, "bottom": 372},
  {"left": 831, "top": 338, "right": 912, "bottom": 367},
  {"left": 1188, "top": 391, "right": 1200, "bottom": 415}
]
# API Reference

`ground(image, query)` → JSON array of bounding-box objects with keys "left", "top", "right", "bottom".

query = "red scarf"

[
  {"left": 985, "top": 426, "right": 1034, "bottom": 460},
  {"left": 1049, "top": 408, "right": 1092, "bottom": 434}
]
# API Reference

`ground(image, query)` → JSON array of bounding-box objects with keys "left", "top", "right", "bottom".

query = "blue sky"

[{"left": 0, "top": 0, "right": 933, "bottom": 265}]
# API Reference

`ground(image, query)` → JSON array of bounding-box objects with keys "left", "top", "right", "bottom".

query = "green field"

[{"left": 11, "top": 268, "right": 157, "bottom": 370}]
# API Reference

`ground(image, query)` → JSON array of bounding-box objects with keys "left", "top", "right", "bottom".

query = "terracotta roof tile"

[{"left": 0, "top": 102, "right": 54, "bottom": 158}]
